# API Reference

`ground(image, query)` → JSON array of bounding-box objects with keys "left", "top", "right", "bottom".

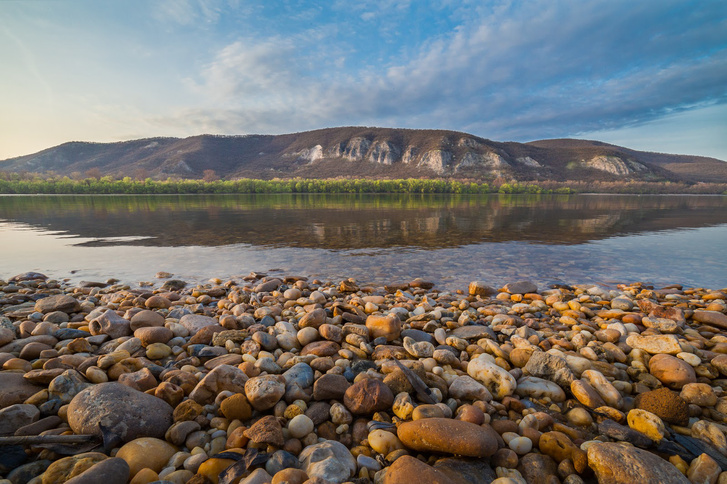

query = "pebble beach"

[{"left": 2, "top": 271, "right": 727, "bottom": 484}]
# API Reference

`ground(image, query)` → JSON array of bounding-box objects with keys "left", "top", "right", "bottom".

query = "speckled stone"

[{"left": 587, "top": 442, "right": 689, "bottom": 483}]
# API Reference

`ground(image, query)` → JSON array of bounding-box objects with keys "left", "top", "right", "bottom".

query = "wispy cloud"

[
  {"left": 1, "top": 0, "right": 725, "bottom": 159},
  {"left": 153, "top": 0, "right": 222, "bottom": 26}
]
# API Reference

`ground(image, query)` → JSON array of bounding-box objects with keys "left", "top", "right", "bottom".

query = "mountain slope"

[{"left": 1, "top": 127, "right": 726, "bottom": 183}]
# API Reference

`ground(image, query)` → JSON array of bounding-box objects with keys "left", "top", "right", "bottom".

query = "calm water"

[{"left": 1, "top": 193, "right": 726, "bottom": 291}]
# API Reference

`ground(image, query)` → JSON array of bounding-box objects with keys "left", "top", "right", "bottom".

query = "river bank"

[{"left": 1, "top": 272, "right": 727, "bottom": 484}]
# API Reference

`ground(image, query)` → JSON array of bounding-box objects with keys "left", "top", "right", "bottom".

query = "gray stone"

[
  {"left": 5, "top": 459, "right": 50, "bottom": 484},
  {"left": 179, "top": 314, "right": 218, "bottom": 334},
  {"left": 502, "top": 281, "right": 538, "bottom": 294},
  {"left": 0, "top": 372, "right": 45, "bottom": 408},
  {"left": 88, "top": 310, "right": 131, "bottom": 339},
  {"left": 189, "top": 364, "right": 249, "bottom": 405},
  {"left": 64, "top": 457, "right": 130, "bottom": 484},
  {"left": 48, "top": 369, "right": 93, "bottom": 403},
  {"left": 67, "top": 382, "right": 173, "bottom": 442},
  {"left": 299, "top": 440, "right": 356, "bottom": 483},
  {"left": 34, "top": 294, "right": 81, "bottom": 314},
  {"left": 265, "top": 450, "right": 300, "bottom": 476},
  {"left": 523, "top": 351, "right": 575, "bottom": 389},
  {"left": 0, "top": 404, "right": 39, "bottom": 435},
  {"left": 433, "top": 457, "right": 497, "bottom": 484},
  {"left": 450, "top": 325, "right": 496, "bottom": 341}
]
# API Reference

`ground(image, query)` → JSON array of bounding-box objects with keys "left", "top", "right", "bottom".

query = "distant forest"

[{"left": 0, "top": 172, "right": 726, "bottom": 194}]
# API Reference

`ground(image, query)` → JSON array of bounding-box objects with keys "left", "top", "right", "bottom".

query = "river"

[{"left": 1, "top": 193, "right": 726, "bottom": 291}]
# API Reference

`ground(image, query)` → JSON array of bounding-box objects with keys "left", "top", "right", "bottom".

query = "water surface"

[{"left": 1, "top": 194, "right": 726, "bottom": 291}]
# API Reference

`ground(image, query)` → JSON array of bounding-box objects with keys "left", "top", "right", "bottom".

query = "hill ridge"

[{"left": 2, "top": 127, "right": 725, "bottom": 183}]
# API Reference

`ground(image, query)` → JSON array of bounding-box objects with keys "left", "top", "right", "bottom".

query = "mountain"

[{"left": 1, "top": 127, "right": 726, "bottom": 183}]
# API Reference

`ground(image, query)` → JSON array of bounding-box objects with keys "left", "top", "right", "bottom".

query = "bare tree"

[
  {"left": 134, "top": 167, "right": 149, "bottom": 181},
  {"left": 202, "top": 169, "right": 219, "bottom": 182},
  {"left": 85, "top": 167, "right": 101, "bottom": 180}
]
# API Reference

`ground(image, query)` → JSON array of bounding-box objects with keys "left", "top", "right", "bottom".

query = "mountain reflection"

[{"left": 0, "top": 194, "right": 726, "bottom": 249}]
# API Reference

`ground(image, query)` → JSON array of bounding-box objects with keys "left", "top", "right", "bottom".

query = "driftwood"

[
  {"left": 672, "top": 433, "right": 727, "bottom": 471},
  {"left": 0, "top": 434, "right": 98, "bottom": 446},
  {"left": 390, "top": 358, "right": 437, "bottom": 404}
]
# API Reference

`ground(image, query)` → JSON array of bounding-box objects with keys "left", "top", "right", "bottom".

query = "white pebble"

[
  {"left": 288, "top": 414, "right": 315, "bottom": 439},
  {"left": 508, "top": 436, "right": 533, "bottom": 455}
]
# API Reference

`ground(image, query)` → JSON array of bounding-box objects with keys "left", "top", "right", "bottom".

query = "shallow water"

[{"left": 1, "top": 193, "right": 726, "bottom": 291}]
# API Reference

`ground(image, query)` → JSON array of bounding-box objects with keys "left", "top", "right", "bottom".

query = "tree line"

[
  {"left": 0, "top": 171, "right": 725, "bottom": 194},
  {"left": 0, "top": 175, "right": 574, "bottom": 195}
]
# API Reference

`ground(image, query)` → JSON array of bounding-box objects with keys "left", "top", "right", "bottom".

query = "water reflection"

[{"left": 1, "top": 194, "right": 726, "bottom": 249}]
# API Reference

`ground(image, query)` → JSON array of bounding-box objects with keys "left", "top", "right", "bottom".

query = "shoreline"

[{"left": 2, "top": 271, "right": 727, "bottom": 483}]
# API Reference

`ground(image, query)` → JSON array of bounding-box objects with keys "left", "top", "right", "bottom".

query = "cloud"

[
  {"left": 153, "top": 0, "right": 222, "bottom": 26},
  {"left": 164, "top": 0, "right": 725, "bottom": 145}
]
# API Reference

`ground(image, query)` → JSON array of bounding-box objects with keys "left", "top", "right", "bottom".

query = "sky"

[{"left": 1, "top": 0, "right": 726, "bottom": 161}]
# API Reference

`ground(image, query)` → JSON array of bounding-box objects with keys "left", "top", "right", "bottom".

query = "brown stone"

[
  {"left": 503, "top": 281, "right": 537, "bottom": 294},
  {"left": 300, "top": 340, "right": 340, "bottom": 357},
  {"left": 115, "top": 437, "right": 177, "bottom": 476},
  {"left": 539, "top": 431, "right": 587, "bottom": 472},
  {"left": 23, "top": 368, "right": 66, "bottom": 385},
  {"left": 468, "top": 282, "right": 496, "bottom": 298},
  {"left": 680, "top": 383, "right": 717, "bottom": 407},
  {"left": 117, "top": 367, "right": 157, "bottom": 392},
  {"left": 365, "top": 314, "right": 402, "bottom": 342},
  {"left": 219, "top": 393, "right": 252, "bottom": 421},
  {"left": 145, "top": 295, "right": 171, "bottom": 309},
  {"left": 397, "top": 418, "right": 498, "bottom": 458},
  {"left": 298, "top": 308, "right": 328, "bottom": 329},
  {"left": 189, "top": 364, "right": 249, "bottom": 405},
  {"left": 134, "top": 326, "right": 173, "bottom": 346},
  {"left": 384, "top": 455, "right": 457, "bottom": 484},
  {"left": 371, "top": 345, "right": 409, "bottom": 360},
  {"left": 344, "top": 378, "right": 394, "bottom": 415},
  {"left": 244, "top": 415, "right": 284, "bottom": 447},
  {"left": 41, "top": 452, "right": 108, "bottom": 484},
  {"left": 163, "top": 369, "right": 198, "bottom": 395},
  {"left": 188, "top": 324, "right": 225, "bottom": 345},
  {"left": 649, "top": 354, "right": 697, "bottom": 389},
  {"left": 129, "top": 309, "right": 165, "bottom": 330},
  {"left": 693, "top": 310, "right": 727, "bottom": 330},
  {"left": 509, "top": 347, "right": 534, "bottom": 368},
  {"left": 571, "top": 380, "right": 606, "bottom": 409},
  {"left": 687, "top": 453, "right": 721, "bottom": 484},
  {"left": 318, "top": 324, "right": 342, "bottom": 343},
  {"left": 313, "top": 373, "right": 350, "bottom": 400},
  {"left": 518, "top": 453, "right": 558, "bottom": 484},
  {"left": 173, "top": 399, "right": 205, "bottom": 422}
]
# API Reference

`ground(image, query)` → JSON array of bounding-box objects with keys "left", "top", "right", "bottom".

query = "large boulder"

[{"left": 67, "top": 383, "right": 173, "bottom": 442}]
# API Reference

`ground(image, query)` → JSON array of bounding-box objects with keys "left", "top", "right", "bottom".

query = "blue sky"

[{"left": 1, "top": 0, "right": 726, "bottom": 160}]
